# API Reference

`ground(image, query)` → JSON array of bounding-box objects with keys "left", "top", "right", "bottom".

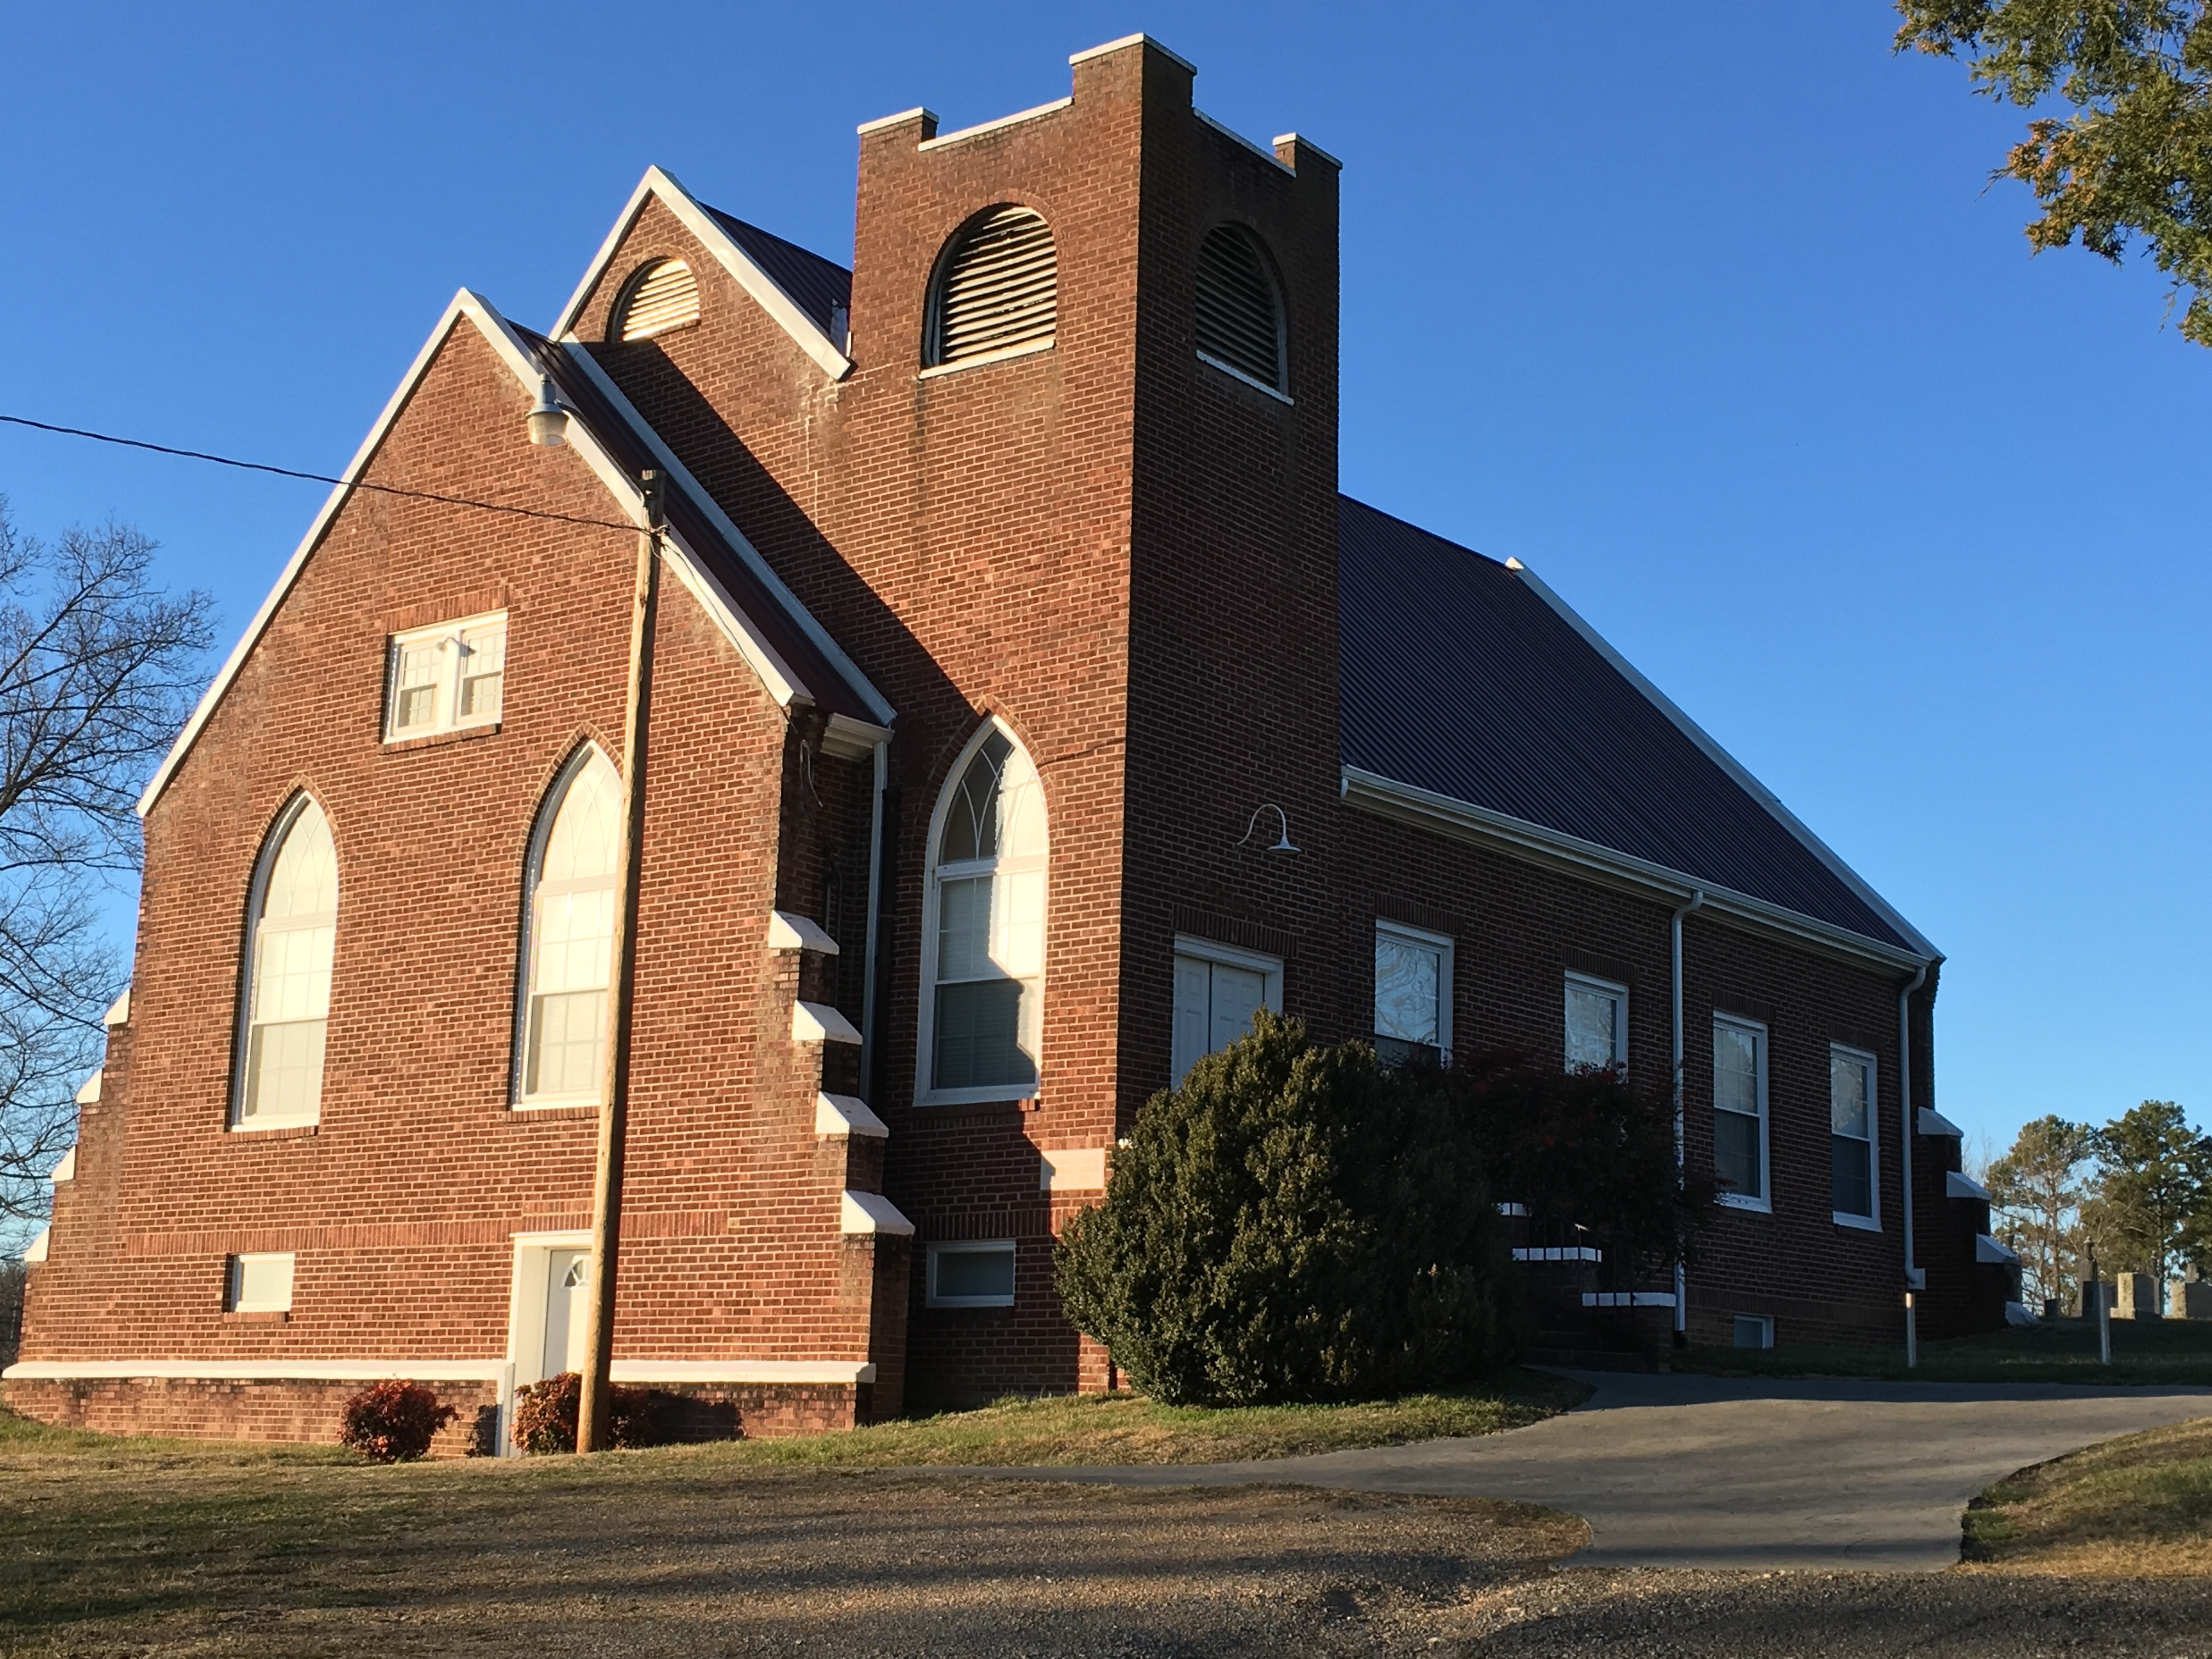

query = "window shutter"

[
  {"left": 931, "top": 208, "right": 1057, "bottom": 365},
  {"left": 1195, "top": 225, "right": 1284, "bottom": 390},
  {"left": 614, "top": 259, "right": 700, "bottom": 341}
]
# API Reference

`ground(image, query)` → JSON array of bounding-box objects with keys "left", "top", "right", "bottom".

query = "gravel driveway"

[{"left": 961, "top": 1371, "right": 2212, "bottom": 1572}]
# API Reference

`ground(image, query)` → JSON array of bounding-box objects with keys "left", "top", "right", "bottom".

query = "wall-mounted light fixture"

[
  {"left": 1238, "top": 803, "right": 1299, "bottom": 854},
  {"left": 526, "top": 376, "right": 569, "bottom": 448}
]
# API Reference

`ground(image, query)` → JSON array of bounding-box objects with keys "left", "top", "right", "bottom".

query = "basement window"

[
  {"left": 227, "top": 1252, "right": 295, "bottom": 1313},
  {"left": 611, "top": 258, "right": 700, "bottom": 342},
  {"left": 384, "top": 612, "right": 506, "bottom": 741},
  {"left": 1195, "top": 223, "right": 1288, "bottom": 396},
  {"left": 924, "top": 206, "right": 1057, "bottom": 369},
  {"left": 927, "top": 1240, "right": 1016, "bottom": 1308},
  {"left": 1733, "top": 1313, "right": 1774, "bottom": 1350}
]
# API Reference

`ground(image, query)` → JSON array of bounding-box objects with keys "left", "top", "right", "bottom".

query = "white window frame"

[
  {"left": 1733, "top": 1312, "right": 1775, "bottom": 1350},
  {"left": 1712, "top": 1013, "right": 1771, "bottom": 1214},
  {"left": 1373, "top": 919, "right": 1453, "bottom": 1060},
  {"left": 1829, "top": 1042, "right": 1881, "bottom": 1231},
  {"left": 511, "top": 746, "right": 618, "bottom": 1110},
  {"left": 226, "top": 1252, "right": 296, "bottom": 1313},
  {"left": 383, "top": 609, "right": 507, "bottom": 742},
  {"left": 926, "top": 1239, "right": 1017, "bottom": 1309},
  {"left": 1564, "top": 971, "right": 1629, "bottom": 1074},
  {"left": 1172, "top": 934, "right": 1285, "bottom": 1084},
  {"left": 230, "top": 793, "right": 335, "bottom": 1132},
  {"left": 915, "top": 720, "right": 1048, "bottom": 1108}
]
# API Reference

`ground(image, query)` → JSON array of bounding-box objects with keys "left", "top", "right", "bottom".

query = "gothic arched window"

[
  {"left": 235, "top": 795, "right": 338, "bottom": 1127},
  {"left": 920, "top": 724, "right": 1046, "bottom": 1102},
  {"left": 516, "top": 748, "right": 622, "bottom": 1105}
]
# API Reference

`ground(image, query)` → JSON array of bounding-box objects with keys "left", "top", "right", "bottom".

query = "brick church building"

[{"left": 7, "top": 36, "right": 2013, "bottom": 1447}]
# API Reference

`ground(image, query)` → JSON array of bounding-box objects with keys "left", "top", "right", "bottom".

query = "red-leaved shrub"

[
  {"left": 339, "top": 1380, "right": 458, "bottom": 1462},
  {"left": 511, "top": 1371, "right": 656, "bottom": 1453}
]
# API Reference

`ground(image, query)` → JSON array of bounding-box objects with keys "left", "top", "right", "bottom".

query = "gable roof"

[
  {"left": 553, "top": 166, "right": 852, "bottom": 377},
  {"left": 1336, "top": 496, "right": 1934, "bottom": 963},
  {"left": 138, "top": 290, "right": 889, "bottom": 817}
]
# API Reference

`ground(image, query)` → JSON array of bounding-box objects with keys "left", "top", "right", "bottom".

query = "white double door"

[{"left": 1171, "top": 947, "right": 1280, "bottom": 1084}]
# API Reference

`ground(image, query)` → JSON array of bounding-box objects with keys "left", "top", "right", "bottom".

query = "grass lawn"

[
  {"left": 1962, "top": 1414, "right": 2212, "bottom": 1575},
  {"left": 1678, "top": 1316, "right": 2212, "bottom": 1386},
  {"left": 0, "top": 1386, "right": 1590, "bottom": 1655}
]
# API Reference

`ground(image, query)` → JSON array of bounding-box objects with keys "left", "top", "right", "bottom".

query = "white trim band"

[{"left": 3, "top": 1358, "right": 878, "bottom": 1385}]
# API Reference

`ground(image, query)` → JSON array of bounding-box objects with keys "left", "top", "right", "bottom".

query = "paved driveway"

[{"left": 977, "top": 1372, "right": 2212, "bottom": 1572}]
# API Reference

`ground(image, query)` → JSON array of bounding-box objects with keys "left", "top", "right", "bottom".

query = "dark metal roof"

[
  {"left": 519, "top": 326, "right": 879, "bottom": 724},
  {"left": 702, "top": 207, "right": 851, "bottom": 337},
  {"left": 1337, "top": 495, "right": 1916, "bottom": 952}
]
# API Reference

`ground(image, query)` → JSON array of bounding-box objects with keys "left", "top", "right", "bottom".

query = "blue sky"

[{"left": 1, "top": 2, "right": 2205, "bottom": 1157}]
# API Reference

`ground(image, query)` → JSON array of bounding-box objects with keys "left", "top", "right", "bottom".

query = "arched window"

[
  {"left": 1195, "top": 223, "right": 1286, "bottom": 393},
  {"left": 926, "top": 206, "right": 1057, "bottom": 368},
  {"left": 516, "top": 748, "right": 622, "bottom": 1105},
  {"left": 236, "top": 795, "right": 338, "bottom": 1127},
  {"left": 610, "top": 258, "right": 699, "bottom": 342},
  {"left": 921, "top": 724, "right": 1046, "bottom": 1102}
]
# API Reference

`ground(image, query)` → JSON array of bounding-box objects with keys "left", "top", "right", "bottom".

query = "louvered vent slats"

[
  {"left": 1195, "top": 226, "right": 1284, "bottom": 391},
  {"left": 614, "top": 259, "right": 700, "bottom": 342},
  {"left": 930, "top": 207, "right": 1057, "bottom": 365}
]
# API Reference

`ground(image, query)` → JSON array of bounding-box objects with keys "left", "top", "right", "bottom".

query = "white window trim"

[
  {"left": 1564, "top": 970, "right": 1629, "bottom": 1074},
  {"left": 383, "top": 608, "right": 507, "bottom": 742},
  {"left": 1373, "top": 918, "right": 1452, "bottom": 1057},
  {"left": 915, "top": 720, "right": 1048, "bottom": 1109},
  {"left": 1712, "top": 1013, "right": 1772, "bottom": 1214},
  {"left": 229, "top": 794, "right": 331, "bottom": 1133},
  {"left": 926, "top": 1239, "right": 1018, "bottom": 1309},
  {"left": 511, "top": 747, "right": 616, "bottom": 1110},
  {"left": 1830, "top": 1041, "right": 1881, "bottom": 1231},
  {"left": 227, "top": 1251, "right": 296, "bottom": 1313}
]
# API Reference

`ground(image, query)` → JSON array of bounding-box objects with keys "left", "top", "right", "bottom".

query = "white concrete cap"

[
  {"left": 793, "top": 1001, "right": 862, "bottom": 1045},
  {"left": 839, "top": 1190, "right": 915, "bottom": 1237},
  {"left": 816, "top": 1093, "right": 889, "bottom": 1139}
]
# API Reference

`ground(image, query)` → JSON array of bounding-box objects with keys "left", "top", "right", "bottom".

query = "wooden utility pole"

[{"left": 577, "top": 468, "right": 663, "bottom": 1453}]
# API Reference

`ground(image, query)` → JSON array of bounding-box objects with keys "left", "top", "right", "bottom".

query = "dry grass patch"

[{"left": 1961, "top": 1415, "right": 2212, "bottom": 1576}]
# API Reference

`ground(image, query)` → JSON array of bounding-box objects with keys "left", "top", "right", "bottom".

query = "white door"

[
  {"left": 542, "top": 1248, "right": 590, "bottom": 1379},
  {"left": 1171, "top": 952, "right": 1276, "bottom": 1083}
]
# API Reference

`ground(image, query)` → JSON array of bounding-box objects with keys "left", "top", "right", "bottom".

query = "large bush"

[
  {"left": 338, "top": 1380, "right": 456, "bottom": 1462},
  {"left": 510, "top": 1372, "right": 657, "bottom": 1454},
  {"left": 1054, "top": 1012, "right": 1508, "bottom": 1406}
]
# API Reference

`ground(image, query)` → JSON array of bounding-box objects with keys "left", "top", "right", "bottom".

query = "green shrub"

[
  {"left": 1054, "top": 1012, "right": 1509, "bottom": 1406},
  {"left": 510, "top": 1372, "right": 657, "bottom": 1454}
]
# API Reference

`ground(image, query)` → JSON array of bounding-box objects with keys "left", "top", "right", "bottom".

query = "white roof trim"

[
  {"left": 552, "top": 165, "right": 851, "bottom": 380},
  {"left": 137, "top": 290, "right": 834, "bottom": 816},
  {"left": 857, "top": 106, "right": 937, "bottom": 137},
  {"left": 1503, "top": 557, "right": 1940, "bottom": 960},
  {"left": 1070, "top": 33, "right": 1194, "bottom": 72},
  {"left": 0, "top": 1357, "right": 876, "bottom": 1385},
  {"left": 919, "top": 98, "right": 1073, "bottom": 151},
  {"left": 1342, "top": 766, "right": 1930, "bottom": 975},
  {"left": 553, "top": 343, "right": 894, "bottom": 725}
]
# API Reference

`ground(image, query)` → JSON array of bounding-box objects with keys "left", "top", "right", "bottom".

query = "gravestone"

[
  {"left": 2170, "top": 1279, "right": 2212, "bottom": 1321},
  {"left": 2111, "top": 1272, "right": 2159, "bottom": 1319}
]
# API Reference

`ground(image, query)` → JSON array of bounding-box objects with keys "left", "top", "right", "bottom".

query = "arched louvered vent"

[
  {"left": 1195, "top": 225, "right": 1285, "bottom": 392},
  {"left": 928, "top": 207, "right": 1057, "bottom": 367},
  {"left": 611, "top": 259, "right": 699, "bottom": 342}
]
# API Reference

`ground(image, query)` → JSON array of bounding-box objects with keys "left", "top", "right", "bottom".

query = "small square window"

[
  {"left": 927, "top": 1240, "right": 1015, "bottom": 1308},
  {"left": 227, "top": 1252, "right": 295, "bottom": 1313},
  {"left": 385, "top": 612, "right": 507, "bottom": 741},
  {"left": 1733, "top": 1313, "right": 1775, "bottom": 1350}
]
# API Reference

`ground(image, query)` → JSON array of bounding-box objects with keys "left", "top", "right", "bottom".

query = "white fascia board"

[
  {"left": 554, "top": 343, "right": 894, "bottom": 726},
  {"left": 137, "top": 290, "right": 484, "bottom": 817},
  {"left": 1503, "top": 557, "right": 1940, "bottom": 963},
  {"left": 1342, "top": 766, "right": 1931, "bottom": 977},
  {"left": 552, "top": 165, "right": 851, "bottom": 380},
  {"left": 840, "top": 1189, "right": 915, "bottom": 1237}
]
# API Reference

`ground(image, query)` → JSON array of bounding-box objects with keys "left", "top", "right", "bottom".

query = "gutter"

[
  {"left": 1671, "top": 890, "right": 1705, "bottom": 1335},
  {"left": 1899, "top": 961, "right": 1931, "bottom": 1293}
]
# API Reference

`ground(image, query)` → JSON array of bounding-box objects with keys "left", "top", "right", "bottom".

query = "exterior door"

[
  {"left": 1172, "top": 952, "right": 1276, "bottom": 1084},
  {"left": 541, "top": 1248, "right": 590, "bottom": 1379}
]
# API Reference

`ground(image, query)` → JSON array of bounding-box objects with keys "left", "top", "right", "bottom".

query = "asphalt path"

[{"left": 961, "top": 1371, "right": 2212, "bottom": 1572}]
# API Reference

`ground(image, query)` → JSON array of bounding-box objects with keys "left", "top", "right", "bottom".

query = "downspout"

[
  {"left": 859, "top": 738, "right": 889, "bottom": 1090},
  {"left": 1669, "top": 890, "right": 1705, "bottom": 1336},
  {"left": 1899, "top": 961, "right": 1929, "bottom": 1294}
]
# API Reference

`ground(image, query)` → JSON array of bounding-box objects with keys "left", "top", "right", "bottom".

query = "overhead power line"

[{"left": 0, "top": 413, "right": 641, "bottom": 536}]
